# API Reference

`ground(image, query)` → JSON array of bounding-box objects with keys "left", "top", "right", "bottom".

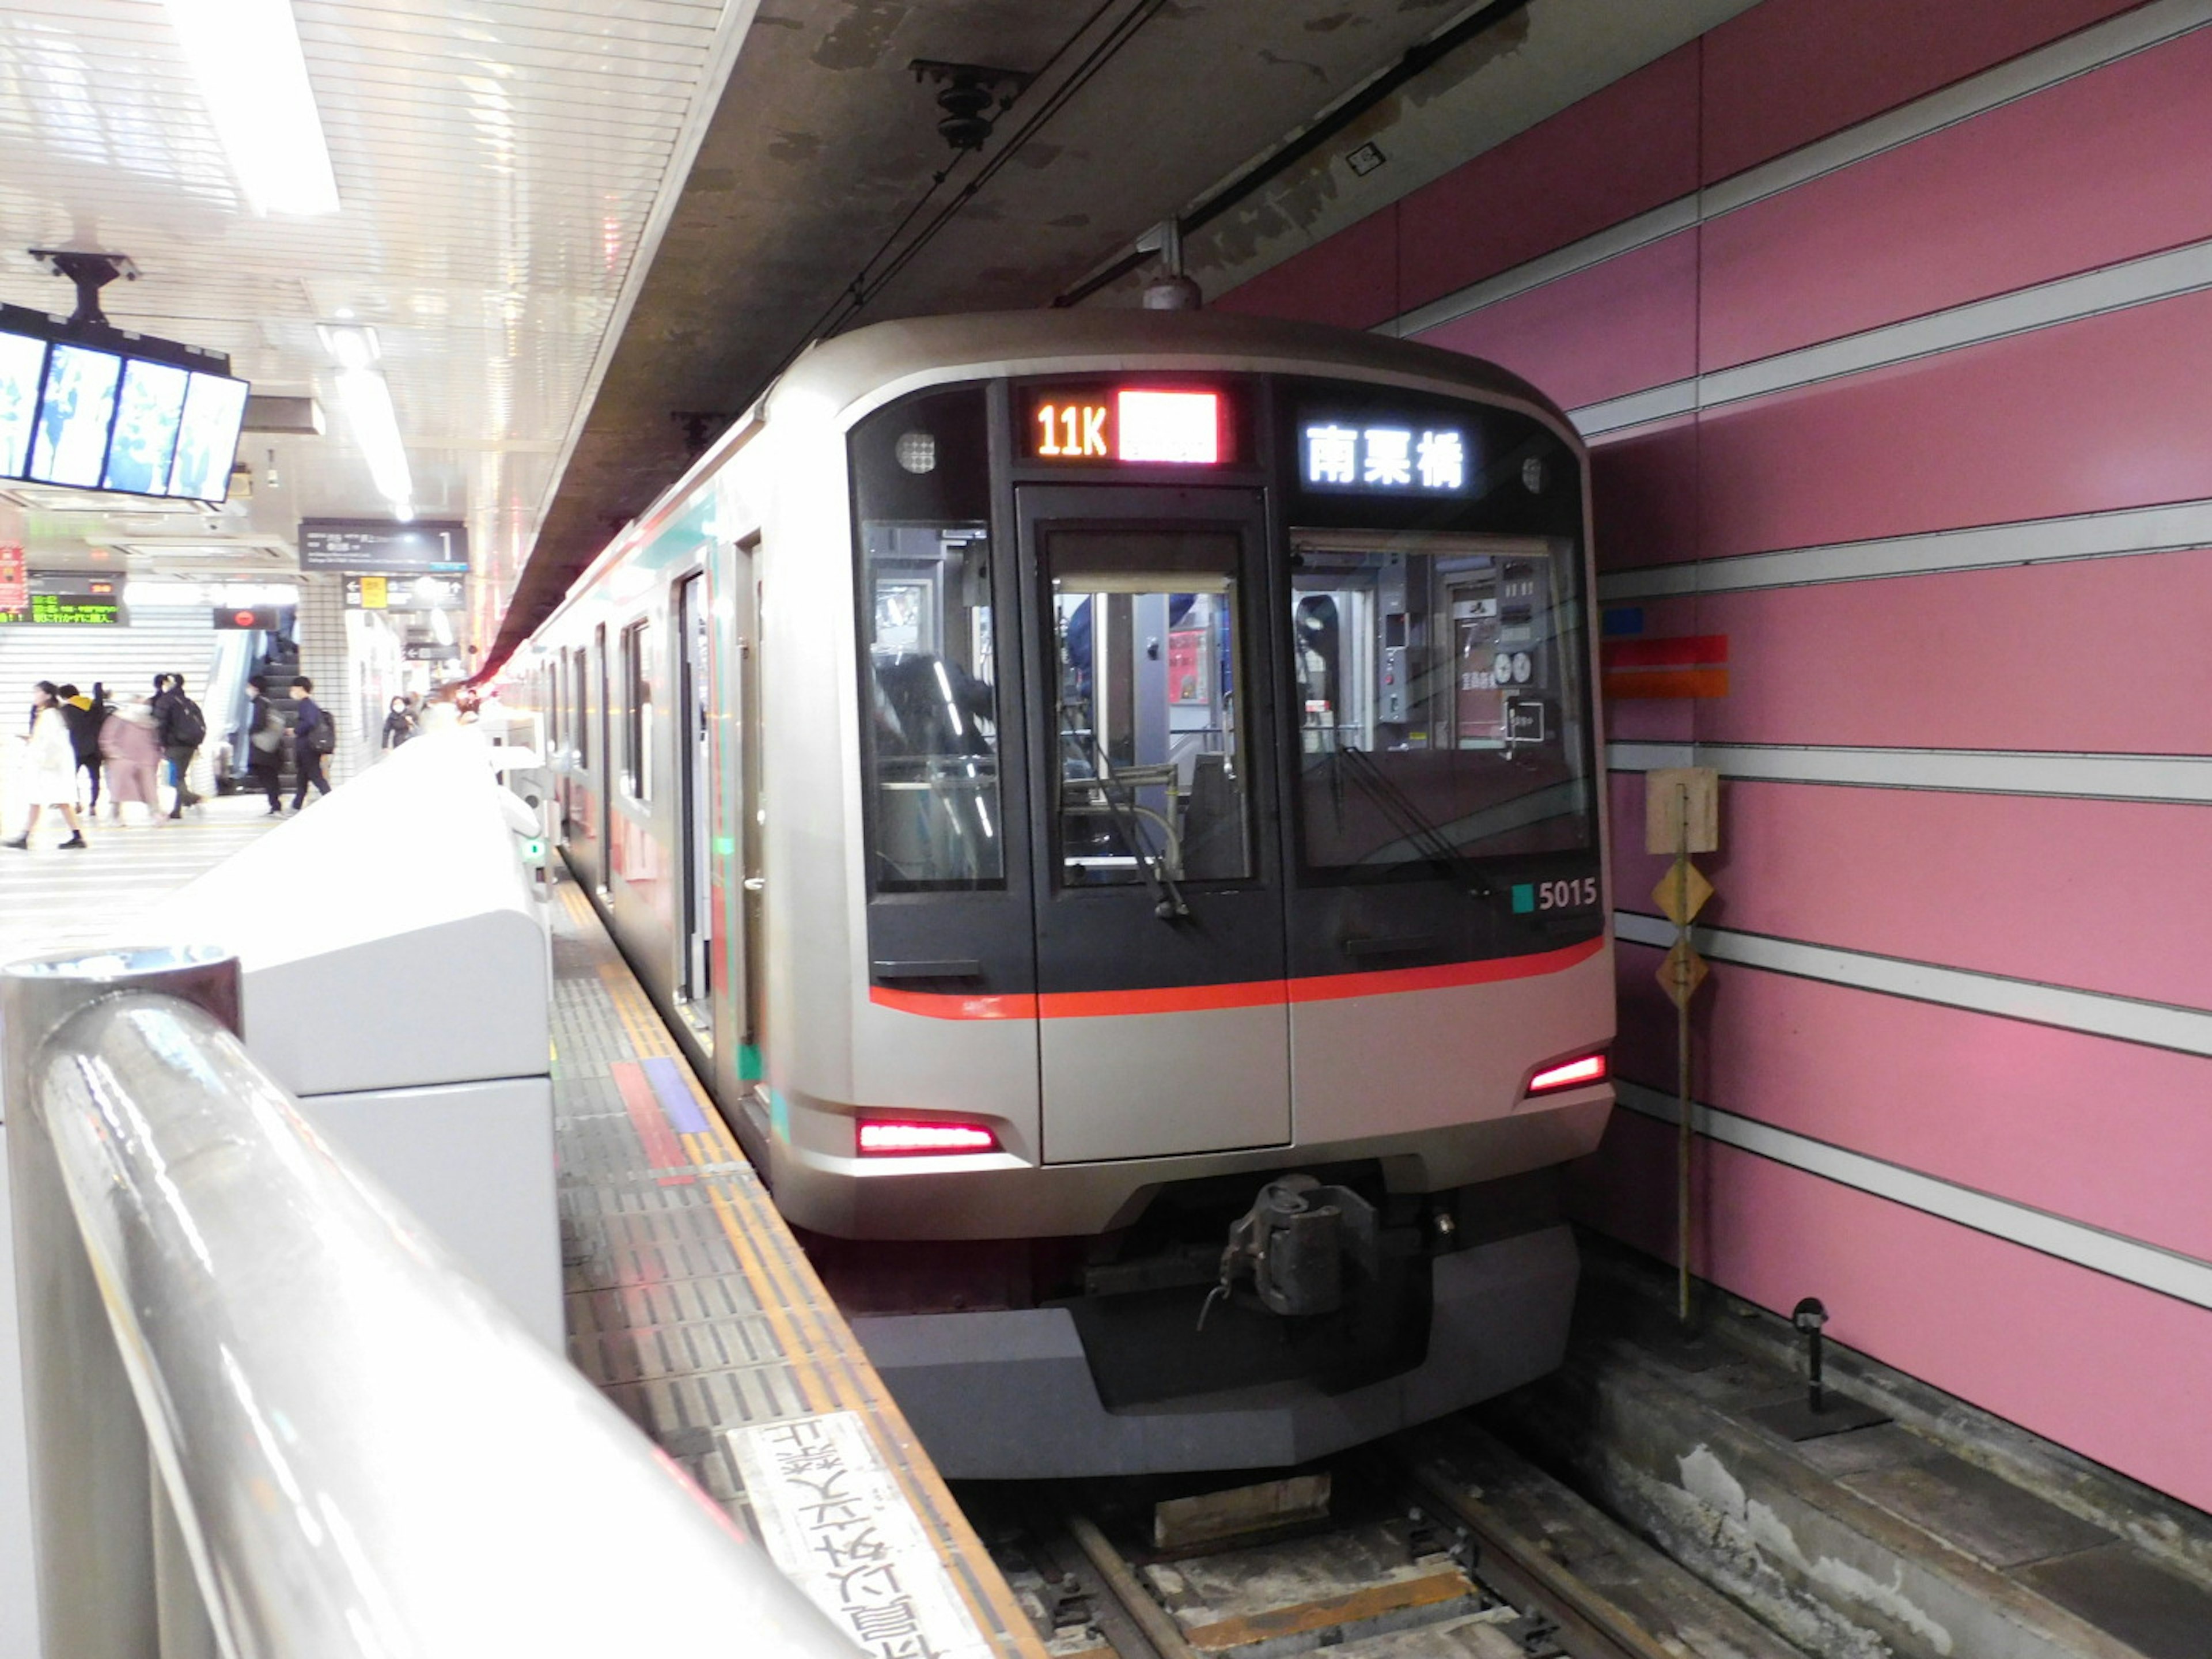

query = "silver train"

[{"left": 515, "top": 310, "right": 1615, "bottom": 1477}]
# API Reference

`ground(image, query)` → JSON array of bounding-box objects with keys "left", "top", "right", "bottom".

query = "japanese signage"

[
  {"left": 298, "top": 518, "right": 469, "bottom": 574},
  {"left": 729, "top": 1411, "right": 990, "bottom": 1659},
  {"left": 346, "top": 573, "right": 464, "bottom": 610},
  {"left": 0, "top": 544, "right": 24, "bottom": 611},
  {"left": 1300, "top": 419, "right": 1469, "bottom": 494},
  {"left": 1023, "top": 385, "right": 1234, "bottom": 465},
  {"left": 2, "top": 573, "right": 123, "bottom": 624},
  {"left": 0, "top": 592, "right": 124, "bottom": 626}
]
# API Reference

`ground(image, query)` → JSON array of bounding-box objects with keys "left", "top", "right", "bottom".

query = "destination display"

[
  {"left": 1298, "top": 414, "right": 1471, "bottom": 496},
  {"left": 0, "top": 590, "right": 125, "bottom": 626},
  {"left": 1021, "top": 384, "right": 1238, "bottom": 466},
  {"left": 300, "top": 518, "right": 469, "bottom": 574}
]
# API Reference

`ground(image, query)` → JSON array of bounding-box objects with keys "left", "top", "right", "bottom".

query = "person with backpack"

[
  {"left": 5, "top": 682, "right": 88, "bottom": 849},
  {"left": 244, "top": 676, "right": 285, "bottom": 816},
  {"left": 151, "top": 672, "right": 207, "bottom": 819},
  {"left": 289, "top": 675, "right": 334, "bottom": 810},
  {"left": 56, "top": 681, "right": 109, "bottom": 816}
]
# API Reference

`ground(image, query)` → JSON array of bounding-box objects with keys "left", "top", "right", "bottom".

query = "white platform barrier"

[{"left": 141, "top": 730, "right": 560, "bottom": 1351}]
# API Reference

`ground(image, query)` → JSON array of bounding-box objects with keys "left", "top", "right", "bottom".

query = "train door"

[
  {"left": 675, "top": 572, "right": 714, "bottom": 1024},
  {"left": 1018, "top": 485, "right": 1290, "bottom": 1163},
  {"left": 593, "top": 622, "right": 612, "bottom": 896}
]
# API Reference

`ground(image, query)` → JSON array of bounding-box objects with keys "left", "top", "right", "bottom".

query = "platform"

[
  {"left": 0, "top": 797, "right": 284, "bottom": 962},
  {"left": 546, "top": 876, "right": 1044, "bottom": 1659}
]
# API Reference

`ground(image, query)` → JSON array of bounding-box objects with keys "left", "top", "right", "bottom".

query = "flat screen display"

[
  {"left": 0, "top": 324, "right": 248, "bottom": 503},
  {"left": 104, "top": 358, "right": 190, "bottom": 495},
  {"left": 29, "top": 343, "right": 123, "bottom": 488},
  {"left": 0, "top": 332, "right": 44, "bottom": 477},
  {"left": 167, "top": 372, "right": 249, "bottom": 501}
]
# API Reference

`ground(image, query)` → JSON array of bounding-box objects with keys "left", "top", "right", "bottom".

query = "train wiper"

[
  {"left": 1332, "top": 748, "right": 1494, "bottom": 899},
  {"left": 1061, "top": 715, "right": 1190, "bottom": 920}
]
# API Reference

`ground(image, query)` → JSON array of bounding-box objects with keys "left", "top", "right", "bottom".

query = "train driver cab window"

[
  {"left": 1288, "top": 529, "right": 1590, "bottom": 873},
  {"left": 621, "top": 618, "right": 650, "bottom": 800},
  {"left": 1047, "top": 528, "right": 1251, "bottom": 888},
  {"left": 851, "top": 384, "right": 1004, "bottom": 892}
]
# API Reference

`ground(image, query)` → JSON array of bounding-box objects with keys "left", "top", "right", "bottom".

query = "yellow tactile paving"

[{"left": 550, "top": 873, "right": 1046, "bottom": 1659}]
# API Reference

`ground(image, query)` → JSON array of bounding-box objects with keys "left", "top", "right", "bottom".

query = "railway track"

[{"left": 968, "top": 1419, "right": 1803, "bottom": 1659}]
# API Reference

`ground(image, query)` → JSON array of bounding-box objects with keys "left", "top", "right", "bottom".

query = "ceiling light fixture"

[
  {"left": 319, "top": 324, "right": 413, "bottom": 517},
  {"left": 163, "top": 0, "right": 340, "bottom": 215}
]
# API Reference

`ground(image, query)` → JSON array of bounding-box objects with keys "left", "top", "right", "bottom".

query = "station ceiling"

[{"left": 0, "top": 0, "right": 1743, "bottom": 665}]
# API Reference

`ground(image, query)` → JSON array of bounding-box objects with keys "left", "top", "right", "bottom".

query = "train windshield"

[
  {"left": 1287, "top": 529, "right": 1592, "bottom": 874},
  {"left": 851, "top": 384, "right": 1005, "bottom": 892},
  {"left": 1046, "top": 527, "right": 1251, "bottom": 888}
]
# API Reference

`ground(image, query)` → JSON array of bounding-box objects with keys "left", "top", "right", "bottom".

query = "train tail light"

[
  {"left": 1527, "top": 1053, "right": 1608, "bottom": 1096},
  {"left": 856, "top": 1118, "right": 1000, "bottom": 1157}
]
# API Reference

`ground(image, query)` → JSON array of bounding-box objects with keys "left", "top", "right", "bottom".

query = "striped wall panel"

[
  {"left": 1212, "top": 0, "right": 2212, "bottom": 1507},
  {"left": 0, "top": 604, "right": 221, "bottom": 800}
]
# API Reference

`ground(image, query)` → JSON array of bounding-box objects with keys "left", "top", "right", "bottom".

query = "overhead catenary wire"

[
  {"left": 1052, "top": 0, "right": 1533, "bottom": 309},
  {"left": 753, "top": 0, "right": 1164, "bottom": 396}
]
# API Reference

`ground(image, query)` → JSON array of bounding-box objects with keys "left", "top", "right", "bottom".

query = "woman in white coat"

[{"left": 6, "top": 681, "right": 89, "bottom": 849}]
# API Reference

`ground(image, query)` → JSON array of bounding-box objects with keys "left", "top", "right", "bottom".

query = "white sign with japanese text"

[{"left": 731, "top": 1411, "right": 991, "bottom": 1659}]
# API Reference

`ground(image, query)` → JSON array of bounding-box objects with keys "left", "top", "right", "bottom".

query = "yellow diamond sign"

[
  {"left": 1652, "top": 857, "right": 1713, "bottom": 928},
  {"left": 1657, "top": 938, "right": 1709, "bottom": 1009}
]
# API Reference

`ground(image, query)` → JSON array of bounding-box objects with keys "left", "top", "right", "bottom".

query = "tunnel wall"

[{"left": 1214, "top": 0, "right": 2212, "bottom": 1512}]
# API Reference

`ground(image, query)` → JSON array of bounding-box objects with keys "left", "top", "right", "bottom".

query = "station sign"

[
  {"left": 299, "top": 518, "right": 469, "bottom": 574},
  {"left": 403, "top": 640, "right": 461, "bottom": 661},
  {"left": 0, "top": 544, "right": 24, "bottom": 611},
  {"left": 346, "top": 573, "right": 464, "bottom": 611},
  {"left": 1298, "top": 414, "right": 1470, "bottom": 495}
]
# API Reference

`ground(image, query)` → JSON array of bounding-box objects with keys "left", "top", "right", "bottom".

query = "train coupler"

[{"left": 1197, "top": 1173, "right": 1379, "bottom": 1330}]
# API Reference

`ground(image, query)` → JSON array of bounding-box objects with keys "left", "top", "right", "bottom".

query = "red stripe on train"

[{"left": 867, "top": 936, "right": 1605, "bottom": 1021}]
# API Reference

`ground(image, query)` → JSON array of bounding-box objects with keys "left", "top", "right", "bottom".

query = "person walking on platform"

[
  {"left": 151, "top": 672, "right": 207, "bottom": 819},
  {"left": 244, "top": 676, "right": 285, "bottom": 816},
  {"left": 289, "top": 675, "right": 334, "bottom": 810},
  {"left": 381, "top": 694, "right": 416, "bottom": 749},
  {"left": 6, "top": 683, "right": 88, "bottom": 849},
  {"left": 56, "top": 682, "right": 108, "bottom": 817},
  {"left": 99, "top": 694, "right": 163, "bottom": 824}
]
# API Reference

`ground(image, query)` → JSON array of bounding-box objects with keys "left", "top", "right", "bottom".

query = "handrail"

[{"left": 2, "top": 945, "right": 859, "bottom": 1659}]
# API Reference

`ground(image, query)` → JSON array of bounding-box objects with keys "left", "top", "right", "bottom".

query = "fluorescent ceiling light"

[
  {"left": 164, "top": 0, "right": 340, "bottom": 215},
  {"left": 321, "top": 325, "right": 413, "bottom": 515}
]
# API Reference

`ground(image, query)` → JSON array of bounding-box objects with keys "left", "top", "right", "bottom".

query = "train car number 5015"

[{"left": 1539, "top": 877, "right": 1599, "bottom": 910}]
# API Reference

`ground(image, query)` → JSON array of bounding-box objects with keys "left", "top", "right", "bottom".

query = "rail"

[{"left": 1, "top": 945, "right": 858, "bottom": 1659}]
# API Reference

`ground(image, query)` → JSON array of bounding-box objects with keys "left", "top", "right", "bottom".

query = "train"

[{"left": 510, "top": 309, "right": 1614, "bottom": 1477}]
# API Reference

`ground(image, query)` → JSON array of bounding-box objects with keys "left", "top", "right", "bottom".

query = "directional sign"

[{"left": 299, "top": 518, "right": 468, "bottom": 574}]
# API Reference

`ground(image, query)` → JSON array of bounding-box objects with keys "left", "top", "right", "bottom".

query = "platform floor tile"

[
  {"left": 547, "top": 879, "right": 1043, "bottom": 1659},
  {"left": 0, "top": 794, "right": 282, "bottom": 963}
]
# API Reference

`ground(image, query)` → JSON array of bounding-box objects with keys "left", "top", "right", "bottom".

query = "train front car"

[{"left": 745, "top": 312, "right": 1612, "bottom": 1478}]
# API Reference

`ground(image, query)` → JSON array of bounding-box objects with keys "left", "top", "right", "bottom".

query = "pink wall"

[{"left": 1216, "top": 0, "right": 2212, "bottom": 1506}]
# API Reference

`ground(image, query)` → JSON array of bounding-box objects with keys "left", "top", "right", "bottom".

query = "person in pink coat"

[{"left": 98, "top": 695, "right": 164, "bottom": 823}]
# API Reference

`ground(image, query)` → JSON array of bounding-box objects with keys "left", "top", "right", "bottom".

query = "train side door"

[
  {"left": 1018, "top": 486, "right": 1290, "bottom": 1163},
  {"left": 676, "top": 571, "right": 714, "bottom": 1027},
  {"left": 593, "top": 622, "right": 612, "bottom": 896}
]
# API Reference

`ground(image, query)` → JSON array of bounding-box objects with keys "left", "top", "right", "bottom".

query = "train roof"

[{"left": 770, "top": 308, "right": 1582, "bottom": 448}]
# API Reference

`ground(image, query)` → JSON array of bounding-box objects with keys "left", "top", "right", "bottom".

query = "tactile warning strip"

[{"left": 548, "top": 878, "right": 1044, "bottom": 1659}]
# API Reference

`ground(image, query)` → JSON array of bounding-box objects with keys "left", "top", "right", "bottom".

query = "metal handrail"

[{"left": 2, "top": 945, "right": 859, "bottom": 1659}]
